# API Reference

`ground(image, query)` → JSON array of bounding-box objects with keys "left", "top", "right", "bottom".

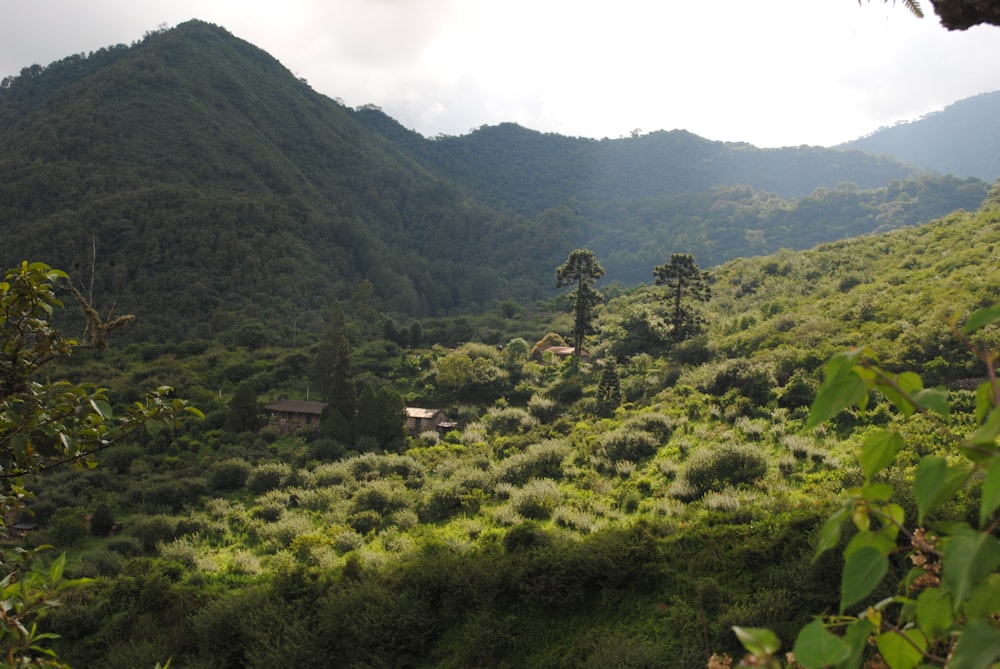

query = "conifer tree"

[
  {"left": 596, "top": 359, "right": 623, "bottom": 417},
  {"left": 556, "top": 249, "right": 605, "bottom": 358},
  {"left": 225, "top": 382, "right": 262, "bottom": 433},
  {"left": 652, "top": 253, "right": 711, "bottom": 343}
]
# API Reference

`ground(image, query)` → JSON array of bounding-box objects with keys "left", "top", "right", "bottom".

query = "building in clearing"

[
  {"left": 264, "top": 400, "right": 455, "bottom": 436},
  {"left": 264, "top": 399, "right": 326, "bottom": 432},
  {"left": 405, "top": 407, "right": 457, "bottom": 435}
]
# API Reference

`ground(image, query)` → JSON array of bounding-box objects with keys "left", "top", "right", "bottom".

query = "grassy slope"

[{"left": 30, "top": 192, "right": 1000, "bottom": 667}]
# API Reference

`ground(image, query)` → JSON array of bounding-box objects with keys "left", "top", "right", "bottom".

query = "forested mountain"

[
  {"left": 0, "top": 19, "right": 991, "bottom": 342},
  {"left": 839, "top": 90, "right": 1000, "bottom": 182},
  {"left": 353, "top": 108, "right": 927, "bottom": 216}
]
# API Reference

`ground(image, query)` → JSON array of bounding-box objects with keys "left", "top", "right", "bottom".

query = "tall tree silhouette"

[
  {"left": 556, "top": 249, "right": 605, "bottom": 358},
  {"left": 653, "top": 254, "right": 711, "bottom": 343}
]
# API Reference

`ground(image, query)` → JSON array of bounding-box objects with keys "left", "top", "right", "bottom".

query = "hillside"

[
  {"left": 17, "top": 187, "right": 1000, "bottom": 668},
  {"left": 0, "top": 19, "right": 990, "bottom": 344},
  {"left": 839, "top": 90, "right": 1000, "bottom": 182},
  {"left": 352, "top": 107, "right": 926, "bottom": 216}
]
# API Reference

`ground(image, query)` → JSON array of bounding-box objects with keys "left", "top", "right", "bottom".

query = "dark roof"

[{"left": 264, "top": 399, "right": 326, "bottom": 415}]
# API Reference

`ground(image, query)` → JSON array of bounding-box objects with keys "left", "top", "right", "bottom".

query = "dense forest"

[
  {"left": 1, "top": 20, "right": 990, "bottom": 342},
  {"left": 4, "top": 18, "right": 1000, "bottom": 669}
]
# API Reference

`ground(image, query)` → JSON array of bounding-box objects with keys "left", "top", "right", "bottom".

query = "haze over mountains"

[
  {"left": 0, "top": 19, "right": 996, "bottom": 342},
  {"left": 840, "top": 90, "right": 1000, "bottom": 182}
]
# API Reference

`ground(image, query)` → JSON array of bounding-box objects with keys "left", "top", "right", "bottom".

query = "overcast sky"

[{"left": 2, "top": 1, "right": 999, "bottom": 148}]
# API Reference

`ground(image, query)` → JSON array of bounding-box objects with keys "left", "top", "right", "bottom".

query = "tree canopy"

[{"left": 556, "top": 249, "right": 606, "bottom": 357}]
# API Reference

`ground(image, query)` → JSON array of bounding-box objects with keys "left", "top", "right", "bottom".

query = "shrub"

[
  {"left": 495, "top": 440, "right": 570, "bottom": 485},
  {"left": 46, "top": 507, "right": 88, "bottom": 547},
  {"left": 126, "top": 514, "right": 179, "bottom": 552},
  {"left": 157, "top": 536, "right": 200, "bottom": 569},
  {"left": 331, "top": 528, "right": 365, "bottom": 552},
  {"left": 527, "top": 394, "right": 561, "bottom": 423},
  {"left": 598, "top": 427, "right": 660, "bottom": 463},
  {"left": 623, "top": 412, "right": 677, "bottom": 442},
  {"left": 105, "top": 535, "right": 143, "bottom": 557},
  {"left": 349, "top": 481, "right": 411, "bottom": 516},
  {"left": 683, "top": 444, "right": 768, "bottom": 498},
  {"left": 247, "top": 462, "right": 292, "bottom": 494},
  {"left": 89, "top": 503, "right": 117, "bottom": 536},
  {"left": 347, "top": 510, "right": 381, "bottom": 535},
  {"left": 209, "top": 458, "right": 251, "bottom": 490},
  {"left": 486, "top": 406, "right": 538, "bottom": 435},
  {"left": 510, "top": 479, "right": 560, "bottom": 520}
]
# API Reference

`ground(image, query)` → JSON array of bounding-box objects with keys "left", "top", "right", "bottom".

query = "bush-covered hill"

[
  {"left": 15, "top": 187, "right": 999, "bottom": 667},
  {"left": 840, "top": 89, "right": 1000, "bottom": 183},
  {"left": 2, "top": 20, "right": 993, "bottom": 344}
]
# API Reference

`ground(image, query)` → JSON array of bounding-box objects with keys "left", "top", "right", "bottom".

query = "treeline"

[{"left": 0, "top": 19, "right": 992, "bottom": 345}]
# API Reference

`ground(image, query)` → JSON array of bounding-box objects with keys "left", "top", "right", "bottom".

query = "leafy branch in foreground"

[
  {"left": 724, "top": 305, "right": 1000, "bottom": 669},
  {"left": 0, "top": 261, "right": 201, "bottom": 667}
]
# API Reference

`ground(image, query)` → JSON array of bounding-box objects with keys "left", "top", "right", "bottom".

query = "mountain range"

[{"left": 0, "top": 19, "right": 995, "bottom": 342}]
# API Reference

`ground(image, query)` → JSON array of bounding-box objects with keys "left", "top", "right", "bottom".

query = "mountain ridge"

[{"left": 0, "top": 19, "right": 991, "bottom": 342}]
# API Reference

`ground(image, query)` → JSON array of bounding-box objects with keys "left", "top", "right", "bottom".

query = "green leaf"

[
  {"left": 89, "top": 399, "right": 113, "bottom": 419},
  {"left": 911, "top": 386, "right": 950, "bottom": 419},
  {"left": 792, "top": 618, "right": 850, "bottom": 669},
  {"left": 979, "top": 456, "right": 1000, "bottom": 528},
  {"left": 961, "top": 305, "right": 1000, "bottom": 336},
  {"left": 949, "top": 618, "right": 1000, "bottom": 669},
  {"left": 860, "top": 430, "right": 904, "bottom": 481},
  {"left": 964, "top": 573, "right": 1000, "bottom": 619},
  {"left": 941, "top": 525, "right": 1000, "bottom": 611},
  {"left": 915, "top": 587, "right": 953, "bottom": 637},
  {"left": 881, "top": 503, "right": 905, "bottom": 541},
  {"left": 49, "top": 553, "right": 66, "bottom": 583},
  {"left": 732, "top": 626, "right": 781, "bottom": 657},
  {"left": 844, "top": 529, "right": 896, "bottom": 561},
  {"left": 841, "top": 545, "right": 889, "bottom": 614},
  {"left": 914, "top": 456, "right": 946, "bottom": 525},
  {"left": 808, "top": 350, "right": 869, "bottom": 429},
  {"left": 814, "top": 507, "right": 849, "bottom": 561},
  {"left": 876, "top": 628, "right": 926, "bottom": 669},
  {"left": 964, "top": 407, "right": 1000, "bottom": 455},
  {"left": 839, "top": 618, "right": 875, "bottom": 669},
  {"left": 863, "top": 482, "right": 894, "bottom": 502},
  {"left": 974, "top": 381, "right": 995, "bottom": 423},
  {"left": 914, "top": 458, "right": 972, "bottom": 525}
]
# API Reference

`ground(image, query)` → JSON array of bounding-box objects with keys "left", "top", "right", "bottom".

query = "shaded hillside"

[
  {"left": 839, "top": 90, "right": 1000, "bottom": 182},
  {"left": 0, "top": 21, "right": 530, "bottom": 340},
  {"left": 32, "top": 187, "right": 1000, "bottom": 669},
  {"left": 0, "top": 20, "right": 990, "bottom": 344},
  {"left": 353, "top": 107, "right": 925, "bottom": 217}
]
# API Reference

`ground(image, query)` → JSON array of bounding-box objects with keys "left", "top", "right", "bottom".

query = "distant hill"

[
  {"left": 839, "top": 90, "right": 1000, "bottom": 182},
  {"left": 0, "top": 20, "right": 990, "bottom": 342},
  {"left": 351, "top": 108, "right": 925, "bottom": 216}
]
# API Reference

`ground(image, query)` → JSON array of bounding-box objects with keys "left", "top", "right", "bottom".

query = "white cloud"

[{"left": 2, "top": 0, "right": 999, "bottom": 147}]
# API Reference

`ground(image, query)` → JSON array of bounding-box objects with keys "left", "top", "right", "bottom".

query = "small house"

[
  {"left": 405, "top": 407, "right": 455, "bottom": 435},
  {"left": 543, "top": 345, "right": 590, "bottom": 363},
  {"left": 264, "top": 399, "right": 326, "bottom": 432}
]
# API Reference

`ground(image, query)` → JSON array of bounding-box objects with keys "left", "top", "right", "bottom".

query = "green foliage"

[
  {"left": 556, "top": 249, "right": 606, "bottom": 355},
  {"left": 208, "top": 458, "right": 251, "bottom": 491},
  {"left": 354, "top": 383, "right": 406, "bottom": 451},
  {"left": 598, "top": 426, "right": 660, "bottom": 464},
  {"left": 653, "top": 253, "right": 712, "bottom": 343},
  {"left": 683, "top": 444, "right": 769, "bottom": 498},
  {"left": 224, "top": 383, "right": 263, "bottom": 433},
  {"left": 596, "top": 360, "right": 623, "bottom": 417},
  {"left": 0, "top": 261, "right": 199, "bottom": 667},
  {"left": 731, "top": 306, "right": 1000, "bottom": 669},
  {"left": 246, "top": 462, "right": 291, "bottom": 494}
]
